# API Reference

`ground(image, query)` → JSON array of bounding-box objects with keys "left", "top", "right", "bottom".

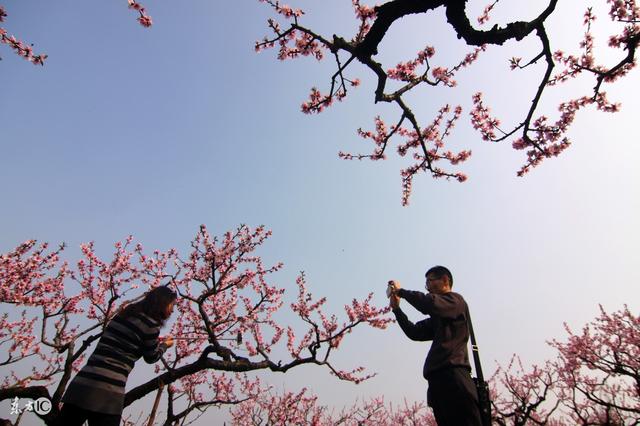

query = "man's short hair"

[{"left": 426, "top": 265, "right": 453, "bottom": 287}]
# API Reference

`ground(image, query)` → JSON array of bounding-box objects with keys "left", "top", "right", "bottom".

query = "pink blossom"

[
  {"left": 137, "top": 15, "right": 152, "bottom": 28},
  {"left": 301, "top": 87, "right": 333, "bottom": 113},
  {"left": 387, "top": 45, "right": 436, "bottom": 81},
  {"left": 470, "top": 92, "right": 501, "bottom": 141},
  {"left": 509, "top": 56, "right": 522, "bottom": 70},
  {"left": 127, "top": 0, "right": 153, "bottom": 28},
  {"left": 477, "top": 1, "right": 498, "bottom": 25},
  {"left": 352, "top": 0, "right": 377, "bottom": 42},
  {"left": 0, "top": 7, "right": 47, "bottom": 66}
]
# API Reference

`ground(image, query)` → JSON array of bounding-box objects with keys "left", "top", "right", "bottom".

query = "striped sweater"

[{"left": 62, "top": 311, "right": 168, "bottom": 415}]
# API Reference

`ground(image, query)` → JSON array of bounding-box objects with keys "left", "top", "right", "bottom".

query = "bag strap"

[{"left": 465, "top": 304, "right": 485, "bottom": 382}]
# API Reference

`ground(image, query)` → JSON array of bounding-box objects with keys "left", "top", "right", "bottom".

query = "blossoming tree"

[
  {"left": 228, "top": 386, "right": 437, "bottom": 426},
  {"left": 256, "top": 0, "right": 640, "bottom": 204},
  {"left": 489, "top": 305, "right": 639, "bottom": 425},
  {"left": 0, "top": 225, "right": 391, "bottom": 425}
]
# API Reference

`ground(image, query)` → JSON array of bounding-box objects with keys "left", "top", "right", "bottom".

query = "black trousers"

[
  {"left": 427, "top": 367, "right": 482, "bottom": 426},
  {"left": 56, "top": 403, "right": 121, "bottom": 426}
]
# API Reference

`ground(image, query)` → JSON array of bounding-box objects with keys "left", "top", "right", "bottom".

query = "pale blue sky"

[{"left": 1, "top": 0, "right": 639, "bottom": 424}]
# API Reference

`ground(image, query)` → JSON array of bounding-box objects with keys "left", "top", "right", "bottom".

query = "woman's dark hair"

[{"left": 120, "top": 286, "right": 177, "bottom": 323}]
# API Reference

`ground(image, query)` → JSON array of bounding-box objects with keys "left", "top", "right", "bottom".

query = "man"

[{"left": 388, "top": 265, "right": 482, "bottom": 426}]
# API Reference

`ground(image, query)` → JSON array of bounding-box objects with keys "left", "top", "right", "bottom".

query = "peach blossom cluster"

[
  {"left": 258, "top": 0, "right": 303, "bottom": 19},
  {"left": 470, "top": 92, "right": 501, "bottom": 141},
  {"left": 352, "top": 0, "right": 377, "bottom": 42},
  {"left": 387, "top": 46, "right": 436, "bottom": 81},
  {"left": 127, "top": 0, "right": 153, "bottom": 28},
  {"left": 0, "top": 6, "right": 47, "bottom": 65},
  {"left": 301, "top": 87, "right": 334, "bottom": 114},
  {"left": 477, "top": 1, "right": 499, "bottom": 25}
]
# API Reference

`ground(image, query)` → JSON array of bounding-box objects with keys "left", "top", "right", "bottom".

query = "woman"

[{"left": 57, "top": 286, "right": 177, "bottom": 426}]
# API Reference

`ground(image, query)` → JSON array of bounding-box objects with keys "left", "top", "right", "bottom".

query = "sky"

[{"left": 1, "top": 0, "right": 639, "bottom": 424}]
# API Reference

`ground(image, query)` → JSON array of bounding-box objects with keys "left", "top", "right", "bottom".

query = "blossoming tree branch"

[
  {"left": 0, "top": 225, "right": 391, "bottom": 425},
  {"left": 257, "top": 0, "right": 639, "bottom": 204},
  {"left": 3, "top": 1, "right": 638, "bottom": 205},
  {"left": 0, "top": 1, "right": 150, "bottom": 65}
]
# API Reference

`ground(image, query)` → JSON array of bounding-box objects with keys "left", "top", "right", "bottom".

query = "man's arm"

[
  {"left": 392, "top": 308, "right": 434, "bottom": 341},
  {"left": 398, "top": 289, "right": 464, "bottom": 318}
]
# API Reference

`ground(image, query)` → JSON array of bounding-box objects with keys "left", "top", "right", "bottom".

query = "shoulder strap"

[{"left": 465, "top": 304, "right": 485, "bottom": 382}]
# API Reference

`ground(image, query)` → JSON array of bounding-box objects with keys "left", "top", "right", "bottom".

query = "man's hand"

[
  {"left": 389, "top": 293, "right": 400, "bottom": 310},
  {"left": 163, "top": 336, "right": 174, "bottom": 348},
  {"left": 387, "top": 280, "right": 401, "bottom": 309},
  {"left": 388, "top": 280, "right": 401, "bottom": 296}
]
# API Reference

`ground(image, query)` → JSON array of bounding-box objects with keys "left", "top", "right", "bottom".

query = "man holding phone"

[{"left": 388, "top": 265, "right": 482, "bottom": 426}]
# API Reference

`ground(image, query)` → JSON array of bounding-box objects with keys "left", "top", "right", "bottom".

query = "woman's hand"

[{"left": 163, "top": 336, "right": 174, "bottom": 348}]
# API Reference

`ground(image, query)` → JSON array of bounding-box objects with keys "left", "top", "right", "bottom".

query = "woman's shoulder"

[
  {"left": 114, "top": 310, "right": 161, "bottom": 331},
  {"left": 135, "top": 311, "right": 161, "bottom": 328}
]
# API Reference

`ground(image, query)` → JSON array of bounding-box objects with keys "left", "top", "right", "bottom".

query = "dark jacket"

[{"left": 393, "top": 290, "right": 471, "bottom": 380}]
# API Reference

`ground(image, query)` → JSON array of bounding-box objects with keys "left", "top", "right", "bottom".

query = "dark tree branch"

[
  {"left": 124, "top": 344, "right": 333, "bottom": 407},
  {"left": 356, "top": 0, "right": 445, "bottom": 57},
  {"left": 445, "top": 0, "right": 558, "bottom": 46}
]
